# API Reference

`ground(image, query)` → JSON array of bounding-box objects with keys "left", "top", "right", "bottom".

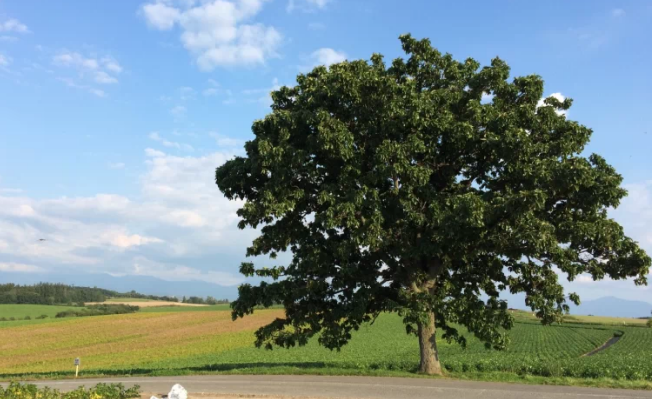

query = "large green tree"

[{"left": 215, "top": 35, "right": 650, "bottom": 375}]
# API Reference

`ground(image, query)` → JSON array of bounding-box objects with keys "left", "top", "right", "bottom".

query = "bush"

[
  {"left": 647, "top": 318, "right": 652, "bottom": 328},
  {"left": 0, "top": 317, "right": 6, "bottom": 321},
  {"left": 0, "top": 381, "right": 140, "bottom": 399},
  {"left": 9, "top": 317, "right": 15, "bottom": 321},
  {"left": 36, "top": 314, "right": 48, "bottom": 319},
  {"left": 24, "top": 315, "right": 31, "bottom": 320},
  {"left": 55, "top": 304, "right": 139, "bottom": 318}
]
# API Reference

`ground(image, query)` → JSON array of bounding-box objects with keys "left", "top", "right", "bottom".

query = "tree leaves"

[{"left": 216, "top": 34, "right": 651, "bottom": 353}]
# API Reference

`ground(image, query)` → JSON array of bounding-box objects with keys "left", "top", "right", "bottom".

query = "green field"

[
  {"left": 0, "top": 304, "right": 83, "bottom": 320},
  {"left": 2, "top": 305, "right": 652, "bottom": 387}
]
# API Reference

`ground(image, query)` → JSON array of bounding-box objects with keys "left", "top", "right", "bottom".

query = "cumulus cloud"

[
  {"left": 0, "top": 19, "right": 29, "bottom": 33},
  {"left": 57, "top": 77, "right": 106, "bottom": 98},
  {"left": 303, "top": 48, "right": 346, "bottom": 70},
  {"left": 287, "top": 0, "right": 330, "bottom": 13},
  {"left": 0, "top": 144, "right": 251, "bottom": 285},
  {"left": 95, "top": 71, "right": 118, "bottom": 84},
  {"left": 53, "top": 51, "right": 122, "bottom": 94},
  {"left": 0, "top": 53, "right": 11, "bottom": 67},
  {"left": 140, "top": 0, "right": 282, "bottom": 70},
  {"left": 537, "top": 92, "right": 568, "bottom": 117},
  {"left": 169, "top": 105, "right": 187, "bottom": 118},
  {"left": 0, "top": 262, "right": 44, "bottom": 273},
  {"left": 149, "top": 131, "right": 193, "bottom": 151}
]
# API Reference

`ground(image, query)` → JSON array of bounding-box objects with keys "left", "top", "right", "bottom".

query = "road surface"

[{"left": 5, "top": 375, "right": 652, "bottom": 399}]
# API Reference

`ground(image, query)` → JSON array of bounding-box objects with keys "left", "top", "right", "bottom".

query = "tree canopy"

[{"left": 215, "top": 34, "right": 651, "bottom": 374}]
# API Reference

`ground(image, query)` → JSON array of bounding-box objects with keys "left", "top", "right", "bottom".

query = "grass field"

[
  {"left": 2, "top": 305, "right": 652, "bottom": 386},
  {"left": 0, "top": 304, "right": 83, "bottom": 320}
]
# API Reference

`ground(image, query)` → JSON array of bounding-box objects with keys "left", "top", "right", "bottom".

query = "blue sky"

[{"left": 0, "top": 0, "right": 651, "bottom": 302}]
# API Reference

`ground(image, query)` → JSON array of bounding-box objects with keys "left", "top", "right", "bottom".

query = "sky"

[{"left": 0, "top": 0, "right": 651, "bottom": 303}]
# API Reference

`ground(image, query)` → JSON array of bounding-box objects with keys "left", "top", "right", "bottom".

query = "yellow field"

[
  {"left": 85, "top": 301, "right": 207, "bottom": 308},
  {"left": 0, "top": 309, "right": 283, "bottom": 375},
  {"left": 564, "top": 314, "right": 648, "bottom": 326}
]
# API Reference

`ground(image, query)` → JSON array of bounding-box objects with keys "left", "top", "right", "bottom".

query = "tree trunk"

[{"left": 417, "top": 311, "right": 443, "bottom": 375}]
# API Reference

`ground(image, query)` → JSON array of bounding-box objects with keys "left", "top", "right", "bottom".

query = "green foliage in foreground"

[
  {"left": 55, "top": 304, "right": 139, "bottom": 318},
  {"left": 0, "top": 382, "right": 139, "bottom": 399}
]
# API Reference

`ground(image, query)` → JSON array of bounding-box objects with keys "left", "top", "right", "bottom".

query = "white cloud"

[
  {"left": 0, "top": 19, "right": 29, "bottom": 33},
  {"left": 140, "top": 0, "right": 282, "bottom": 70},
  {"left": 0, "top": 143, "right": 249, "bottom": 285},
  {"left": 0, "top": 54, "right": 11, "bottom": 67},
  {"left": 612, "top": 8, "right": 625, "bottom": 18},
  {"left": 149, "top": 131, "right": 193, "bottom": 151},
  {"left": 287, "top": 0, "right": 330, "bottom": 13},
  {"left": 53, "top": 52, "right": 99, "bottom": 69},
  {"left": 57, "top": 77, "right": 107, "bottom": 98},
  {"left": 132, "top": 256, "right": 243, "bottom": 285},
  {"left": 95, "top": 71, "right": 119, "bottom": 84},
  {"left": 537, "top": 92, "right": 568, "bottom": 117},
  {"left": 210, "top": 132, "right": 240, "bottom": 147},
  {"left": 108, "top": 162, "right": 126, "bottom": 169},
  {"left": 102, "top": 57, "right": 123, "bottom": 73},
  {"left": 203, "top": 88, "right": 218, "bottom": 96},
  {"left": 243, "top": 77, "right": 280, "bottom": 106},
  {"left": 0, "top": 262, "right": 44, "bottom": 273},
  {"left": 53, "top": 51, "right": 121, "bottom": 93},
  {"left": 145, "top": 148, "right": 166, "bottom": 157},
  {"left": 207, "top": 78, "right": 219, "bottom": 87},
  {"left": 307, "top": 48, "right": 346, "bottom": 68},
  {"left": 111, "top": 233, "right": 163, "bottom": 248},
  {"left": 142, "top": 2, "right": 181, "bottom": 30},
  {"left": 0, "top": 188, "right": 23, "bottom": 194},
  {"left": 170, "top": 105, "right": 187, "bottom": 118},
  {"left": 179, "top": 86, "right": 195, "bottom": 100}
]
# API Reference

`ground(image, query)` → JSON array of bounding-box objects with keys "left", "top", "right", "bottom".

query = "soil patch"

[{"left": 581, "top": 334, "right": 622, "bottom": 357}]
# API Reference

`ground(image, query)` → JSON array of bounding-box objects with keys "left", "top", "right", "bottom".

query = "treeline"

[
  {"left": 0, "top": 283, "right": 111, "bottom": 305},
  {"left": 55, "top": 304, "right": 140, "bottom": 318},
  {"left": 182, "top": 296, "right": 229, "bottom": 305},
  {"left": 0, "top": 283, "right": 178, "bottom": 305}
]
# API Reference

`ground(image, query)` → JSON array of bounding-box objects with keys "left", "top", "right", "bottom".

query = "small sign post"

[{"left": 74, "top": 358, "right": 80, "bottom": 378}]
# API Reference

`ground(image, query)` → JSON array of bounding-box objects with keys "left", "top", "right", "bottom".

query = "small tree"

[
  {"left": 216, "top": 35, "right": 650, "bottom": 375},
  {"left": 648, "top": 311, "right": 652, "bottom": 328}
]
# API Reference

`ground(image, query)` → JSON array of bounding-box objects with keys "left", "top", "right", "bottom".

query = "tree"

[{"left": 215, "top": 34, "right": 651, "bottom": 375}]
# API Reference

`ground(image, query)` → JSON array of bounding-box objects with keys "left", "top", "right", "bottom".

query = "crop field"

[
  {"left": 105, "top": 297, "right": 155, "bottom": 302},
  {"left": 2, "top": 306, "right": 652, "bottom": 382}
]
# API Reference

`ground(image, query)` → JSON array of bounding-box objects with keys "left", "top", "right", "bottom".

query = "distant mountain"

[
  {"left": 0, "top": 272, "right": 238, "bottom": 300},
  {"left": 568, "top": 296, "right": 652, "bottom": 318}
]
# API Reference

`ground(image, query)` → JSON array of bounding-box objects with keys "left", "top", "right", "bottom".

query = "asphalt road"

[{"left": 6, "top": 375, "right": 652, "bottom": 399}]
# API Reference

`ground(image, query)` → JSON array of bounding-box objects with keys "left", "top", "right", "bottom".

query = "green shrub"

[
  {"left": 647, "top": 318, "right": 651, "bottom": 328},
  {"left": 36, "top": 314, "right": 49, "bottom": 319},
  {"left": 0, "top": 317, "right": 6, "bottom": 321},
  {"left": 0, "top": 381, "right": 140, "bottom": 399},
  {"left": 55, "top": 304, "right": 139, "bottom": 318},
  {"left": 24, "top": 315, "right": 31, "bottom": 320}
]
